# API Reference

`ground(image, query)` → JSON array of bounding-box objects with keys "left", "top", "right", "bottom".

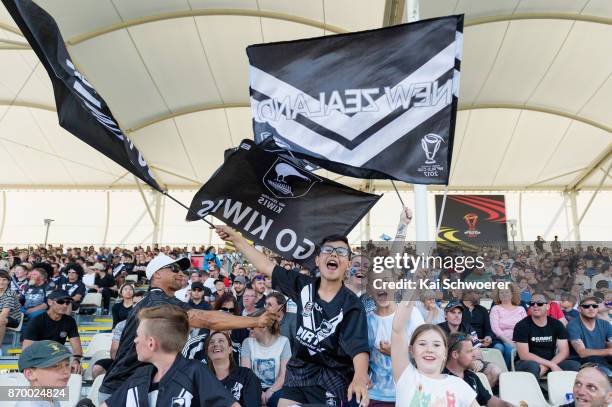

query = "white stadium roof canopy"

[{"left": 0, "top": 0, "right": 611, "bottom": 192}]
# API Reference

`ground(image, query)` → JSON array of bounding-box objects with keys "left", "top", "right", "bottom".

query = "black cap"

[
  {"left": 191, "top": 282, "right": 205, "bottom": 290},
  {"left": 48, "top": 290, "right": 71, "bottom": 301},
  {"left": 445, "top": 300, "right": 464, "bottom": 313}
]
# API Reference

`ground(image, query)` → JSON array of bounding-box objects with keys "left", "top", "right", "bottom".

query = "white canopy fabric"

[{"left": 0, "top": 0, "right": 610, "bottom": 192}]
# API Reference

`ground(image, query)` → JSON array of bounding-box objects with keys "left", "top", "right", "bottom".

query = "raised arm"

[
  {"left": 215, "top": 225, "right": 274, "bottom": 277},
  {"left": 187, "top": 308, "right": 275, "bottom": 331},
  {"left": 391, "top": 301, "right": 415, "bottom": 383}
]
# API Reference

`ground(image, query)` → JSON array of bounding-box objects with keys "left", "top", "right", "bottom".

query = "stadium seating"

[
  {"left": 5, "top": 313, "right": 24, "bottom": 347},
  {"left": 481, "top": 347, "right": 508, "bottom": 373},
  {"left": 476, "top": 371, "right": 493, "bottom": 395},
  {"left": 500, "top": 372, "right": 551, "bottom": 407},
  {"left": 547, "top": 371, "right": 577, "bottom": 406},
  {"left": 89, "top": 373, "right": 105, "bottom": 406}
]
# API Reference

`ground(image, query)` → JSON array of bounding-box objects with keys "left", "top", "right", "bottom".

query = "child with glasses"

[{"left": 216, "top": 226, "right": 370, "bottom": 407}]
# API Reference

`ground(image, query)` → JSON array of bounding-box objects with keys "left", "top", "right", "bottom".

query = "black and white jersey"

[
  {"left": 105, "top": 353, "right": 236, "bottom": 407},
  {"left": 272, "top": 266, "right": 368, "bottom": 398}
]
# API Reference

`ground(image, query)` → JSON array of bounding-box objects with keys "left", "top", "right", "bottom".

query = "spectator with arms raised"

[{"left": 216, "top": 226, "right": 370, "bottom": 407}]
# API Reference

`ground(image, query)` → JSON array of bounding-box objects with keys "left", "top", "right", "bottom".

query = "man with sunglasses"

[
  {"left": 99, "top": 253, "right": 277, "bottom": 404},
  {"left": 216, "top": 226, "right": 370, "bottom": 407},
  {"left": 513, "top": 293, "right": 581, "bottom": 379},
  {"left": 567, "top": 296, "right": 612, "bottom": 368},
  {"left": 22, "top": 290, "right": 83, "bottom": 374},
  {"left": 559, "top": 363, "right": 612, "bottom": 406}
]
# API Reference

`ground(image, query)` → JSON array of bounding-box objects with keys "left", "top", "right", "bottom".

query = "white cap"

[{"left": 145, "top": 254, "right": 191, "bottom": 280}]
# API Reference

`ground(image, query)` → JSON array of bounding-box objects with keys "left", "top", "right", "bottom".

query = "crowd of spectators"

[{"left": 0, "top": 236, "right": 609, "bottom": 406}]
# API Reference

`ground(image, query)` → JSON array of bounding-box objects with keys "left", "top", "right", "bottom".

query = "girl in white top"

[{"left": 392, "top": 301, "right": 478, "bottom": 407}]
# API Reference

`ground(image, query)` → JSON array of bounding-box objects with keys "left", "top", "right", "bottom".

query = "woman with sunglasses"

[
  {"left": 206, "top": 331, "right": 262, "bottom": 407},
  {"left": 215, "top": 292, "right": 249, "bottom": 364},
  {"left": 392, "top": 301, "right": 478, "bottom": 406},
  {"left": 241, "top": 308, "right": 290, "bottom": 407}
]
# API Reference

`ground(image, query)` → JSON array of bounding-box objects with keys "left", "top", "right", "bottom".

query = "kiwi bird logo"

[{"left": 263, "top": 159, "right": 321, "bottom": 199}]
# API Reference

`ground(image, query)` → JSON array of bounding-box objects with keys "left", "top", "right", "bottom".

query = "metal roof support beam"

[
  {"left": 568, "top": 190, "right": 581, "bottom": 242},
  {"left": 577, "top": 160, "right": 612, "bottom": 226},
  {"left": 566, "top": 147, "right": 612, "bottom": 191},
  {"left": 383, "top": 0, "right": 406, "bottom": 26},
  {"left": 66, "top": 9, "right": 349, "bottom": 45},
  {"left": 0, "top": 100, "right": 56, "bottom": 112},
  {"left": 152, "top": 192, "right": 162, "bottom": 245},
  {"left": 134, "top": 176, "right": 156, "bottom": 224},
  {"left": 102, "top": 191, "right": 110, "bottom": 246},
  {"left": 460, "top": 104, "right": 612, "bottom": 134},
  {"left": 0, "top": 191, "right": 6, "bottom": 242},
  {"left": 465, "top": 13, "right": 612, "bottom": 28}
]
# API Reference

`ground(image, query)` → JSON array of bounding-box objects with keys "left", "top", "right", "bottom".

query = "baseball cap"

[
  {"left": 233, "top": 276, "right": 247, "bottom": 284},
  {"left": 445, "top": 300, "right": 464, "bottom": 313},
  {"left": 19, "top": 340, "right": 71, "bottom": 371},
  {"left": 145, "top": 254, "right": 190, "bottom": 280},
  {"left": 48, "top": 290, "right": 71, "bottom": 301},
  {"left": 191, "top": 282, "right": 205, "bottom": 290},
  {"left": 579, "top": 296, "right": 602, "bottom": 305}
]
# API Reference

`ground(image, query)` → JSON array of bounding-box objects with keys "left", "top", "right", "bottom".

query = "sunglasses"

[
  {"left": 192, "top": 288, "right": 203, "bottom": 292},
  {"left": 254, "top": 275, "right": 264, "bottom": 281},
  {"left": 529, "top": 302, "right": 547, "bottom": 307},
  {"left": 580, "top": 303, "right": 599, "bottom": 309},
  {"left": 580, "top": 362, "right": 612, "bottom": 381},
  {"left": 320, "top": 245, "right": 350, "bottom": 257},
  {"left": 448, "top": 333, "right": 468, "bottom": 353},
  {"left": 220, "top": 307, "right": 235, "bottom": 313},
  {"left": 165, "top": 264, "right": 180, "bottom": 273},
  {"left": 55, "top": 299, "right": 72, "bottom": 305}
]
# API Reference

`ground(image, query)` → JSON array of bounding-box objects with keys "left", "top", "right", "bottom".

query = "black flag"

[
  {"left": 247, "top": 15, "right": 463, "bottom": 185},
  {"left": 2, "top": 0, "right": 162, "bottom": 191},
  {"left": 187, "top": 140, "right": 380, "bottom": 268}
]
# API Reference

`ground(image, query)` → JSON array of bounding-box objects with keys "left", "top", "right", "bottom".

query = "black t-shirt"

[
  {"left": 222, "top": 366, "right": 262, "bottom": 407},
  {"left": 188, "top": 299, "right": 212, "bottom": 311},
  {"left": 47, "top": 275, "right": 67, "bottom": 291},
  {"left": 443, "top": 367, "right": 492, "bottom": 406},
  {"left": 513, "top": 316, "right": 568, "bottom": 361},
  {"left": 111, "top": 301, "right": 133, "bottom": 328},
  {"left": 255, "top": 295, "right": 266, "bottom": 309},
  {"left": 95, "top": 273, "right": 115, "bottom": 288},
  {"left": 62, "top": 280, "right": 86, "bottom": 301},
  {"left": 271, "top": 266, "right": 368, "bottom": 398},
  {"left": 24, "top": 312, "right": 79, "bottom": 345},
  {"left": 101, "top": 288, "right": 193, "bottom": 393}
]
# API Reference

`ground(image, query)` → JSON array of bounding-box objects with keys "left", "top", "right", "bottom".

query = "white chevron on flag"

[
  {"left": 251, "top": 85, "right": 449, "bottom": 167},
  {"left": 249, "top": 41, "right": 456, "bottom": 141}
]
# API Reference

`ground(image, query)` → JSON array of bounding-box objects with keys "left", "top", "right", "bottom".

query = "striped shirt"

[{"left": 0, "top": 288, "right": 21, "bottom": 320}]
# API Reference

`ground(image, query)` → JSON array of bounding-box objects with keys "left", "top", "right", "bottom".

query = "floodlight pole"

[{"left": 43, "top": 218, "right": 54, "bottom": 247}]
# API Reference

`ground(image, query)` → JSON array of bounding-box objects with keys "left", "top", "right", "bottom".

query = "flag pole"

[
  {"left": 162, "top": 191, "right": 216, "bottom": 228},
  {"left": 391, "top": 180, "right": 406, "bottom": 208}
]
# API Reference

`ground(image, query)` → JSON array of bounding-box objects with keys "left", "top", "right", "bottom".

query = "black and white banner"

[
  {"left": 187, "top": 140, "right": 380, "bottom": 268},
  {"left": 247, "top": 15, "right": 463, "bottom": 185},
  {"left": 3, "top": 0, "right": 162, "bottom": 192}
]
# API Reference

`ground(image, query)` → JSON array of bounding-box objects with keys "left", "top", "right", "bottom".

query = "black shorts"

[{"left": 280, "top": 385, "right": 359, "bottom": 407}]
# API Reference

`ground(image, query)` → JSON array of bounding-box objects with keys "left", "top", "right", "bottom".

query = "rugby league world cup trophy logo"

[
  {"left": 463, "top": 213, "right": 481, "bottom": 238},
  {"left": 421, "top": 133, "right": 444, "bottom": 164}
]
